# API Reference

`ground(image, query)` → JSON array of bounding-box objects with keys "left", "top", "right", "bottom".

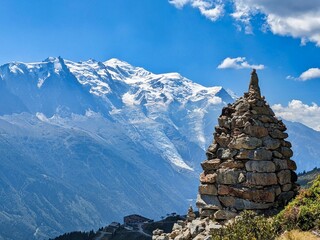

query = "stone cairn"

[
  {"left": 197, "top": 69, "right": 298, "bottom": 220},
  {"left": 152, "top": 70, "right": 299, "bottom": 240}
]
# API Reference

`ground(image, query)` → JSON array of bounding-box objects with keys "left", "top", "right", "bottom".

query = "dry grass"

[{"left": 277, "top": 230, "right": 320, "bottom": 240}]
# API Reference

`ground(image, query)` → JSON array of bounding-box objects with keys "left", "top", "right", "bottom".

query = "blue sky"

[{"left": 1, "top": 0, "right": 320, "bottom": 130}]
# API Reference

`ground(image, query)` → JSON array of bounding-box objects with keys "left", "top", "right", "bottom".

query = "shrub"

[
  {"left": 211, "top": 211, "right": 276, "bottom": 240},
  {"left": 275, "top": 175, "right": 320, "bottom": 232}
]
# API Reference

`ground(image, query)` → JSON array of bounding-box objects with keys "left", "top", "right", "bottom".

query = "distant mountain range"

[{"left": 0, "top": 57, "right": 319, "bottom": 240}]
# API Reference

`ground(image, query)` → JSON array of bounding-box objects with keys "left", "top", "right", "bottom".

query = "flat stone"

[
  {"left": 262, "top": 136, "right": 281, "bottom": 150},
  {"left": 215, "top": 133, "right": 230, "bottom": 147},
  {"left": 196, "top": 194, "right": 222, "bottom": 210},
  {"left": 287, "top": 160, "right": 297, "bottom": 170},
  {"left": 201, "top": 159, "right": 221, "bottom": 171},
  {"left": 218, "top": 185, "right": 275, "bottom": 202},
  {"left": 252, "top": 106, "right": 271, "bottom": 115},
  {"left": 244, "top": 125, "right": 269, "bottom": 138},
  {"left": 273, "top": 151, "right": 283, "bottom": 158},
  {"left": 219, "top": 196, "right": 274, "bottom": 210},
  {"left": 217, "top": 169, "right": 245, "bottom": 185},
  {"left": 281, "top": 183, "right": 292, "bottom": 192},
  {"left": 214, "top": 210, "right": 237, "bottom": 220},
  {"left": 219, "top": 160, "right": 244, "bottom": 169},
  {"left": 277, "top": 170, "right": 292, "bottom": 185},
  {"left": 235, "top": 149, "right": 254, "bottom": 160},
  {"left": 228, "top": 136, "right": 262, "bottom": 150},
  {"left": 218, "top": 116, "right": 230, "bottom": 129},
  {"left": 259, "top": 115, "right": 276, "bottom": 123},
  {"left": 246, "top": 172, "right": 277, "bottom": 186},
  {"left": 253, "top": 148, "right": 273, "bottom": 160},
  {"left": 200, "top": 172, "right": 217, "bottom": 184},
  {"left": 200, "top": 209, "right": 216, "bottom": 217},
  {"left": 217, "top": 148, "right": 237, "bottom": 160},
  {"left": 277, "top": 191, "right": 295, "bottom": 206},
  {"left": 281, "top": 141, "right": 292, "bottom": 148},
  {"left": 270, "top": 129, "right": 288, "bottom": 139},
  {"left": 199, "top": 184, "right": 218, "bottom": 195},
  {"left": 245, "top": 160, "right": 276, "bottom": 172},
  {"left": 281, "top": 147, "right": 293, "bottom": 158},
  {"left": 273, "top": 159, "right": 288, "bottom": 171}
]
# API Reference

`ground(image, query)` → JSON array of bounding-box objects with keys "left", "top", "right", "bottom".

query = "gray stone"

[
  {"left": 196, "top": 194, "right": 222, "bottom": 210},
  {"left": 281, "top": 183, "right": 292, "bottom": 192},
  {"left": 273, "top": 151, "right": 283, "bottom": 158},
  {"left": 199, "top": 184, "right": 218, "bottom": 195},
  {"left": 228, "top": 136, "right": 262, "bottom": 150},
  {"left": 215, "top": 133, "right": 230, "bottom": 147},
  {"left": 277, "top": 170, "right": 292, "bottom": 185},
  {"left": 281, "top": 147, "right": 293, "bottom": 158},
  {"left": 219, "top": 160, "right": 244, "bottom": 169},
  {"left": 277, "top": 191, "right": 295, "bottom": 206},
  {"left": 218, "top": 116, "right": 230, "bottom": 129},
  {"left": 287, "top": 160, "right": 297, "bottom": 170},
  {"left": 217, "top": 169, "right": 245, "bottom": 185},
  {"left": 201, "top": 159, "right": 221, "bottom": 171},
  {"left": 246, "top": 172, "right": 277, "bottom": 186},
  {"left": 214, "top": 210, "right": 237, "bottom": 220},
  {"left": 244, "top": 125, "right": 269, "bottom": 138},
  {"left": 217, "top": 148, "right": 237, "bottom": 160},
  {"left": 245, "top": 160, "right": 276, "bottom": 172},
  {"left": 273, "top": 159, "right": 288, "bottom": 171},
  {"left": 253, "top": 148, "right": 273, "bottom": 160},
  {"left": 235, "top": 149, "right": 254, "bottom": 160},
  {"left": 262, "top": 136, "right": 281, "bottom": 150},
  {"left": 200, "top": 172, "right": 217, "bottom": 184},
  {"left": 270, "top": 129, "right": 288, "bottom": 139},
  {"left": 219, "top": 196, "right": 274, "bottom": 210}
]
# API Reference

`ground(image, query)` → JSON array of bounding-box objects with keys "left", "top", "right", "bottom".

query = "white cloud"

[
  {"left": 169, "top": 0, "right": 224, "bottom": 21},
  {"left": 287, "top": 68, "right": 320, "bottom": 81},
  {"left": 217, "top": 57, "right": 265, "bottom": 70},
  {"left": 231, "top": 0, "right": 320, "bottom": 46},
  {"left": 272, "top": 100, "right": 320, "bottom": 131},
  {"left": 169, "top": 0, "right": 320, "bottom": 46}
]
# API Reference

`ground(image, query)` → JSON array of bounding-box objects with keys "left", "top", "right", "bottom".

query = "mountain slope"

[{"left": 0, "top": 57, "right": 319, "bottom": 240}]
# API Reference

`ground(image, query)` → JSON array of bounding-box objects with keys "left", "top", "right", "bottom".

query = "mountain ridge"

[{"left": 0, "top": 57, "right": 319, "bottom": 240}]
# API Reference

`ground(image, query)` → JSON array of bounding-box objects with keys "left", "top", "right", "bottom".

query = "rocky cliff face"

[{"left": 196, "top": 70, "right": 299, "bottom": 220}]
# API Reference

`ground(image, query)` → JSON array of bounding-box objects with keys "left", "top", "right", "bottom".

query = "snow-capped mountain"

[{"left": 0, "top": 57, "right": 319, "bottom": 240}]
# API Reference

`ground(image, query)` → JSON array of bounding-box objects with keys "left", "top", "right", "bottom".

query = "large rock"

[
  {"left": 244, "top": 125, "right": 269, "bottom": 138},
  {"left": 253, "top": 148, "right": 273, "bottom": 160},
  {"left": 277, "top": 170, "right": 292, "bottom": 185},
  {"left": 219, "top": 196, "right": 274, "bottom": 210},
  {"left": 245, "top": 160, "right": 276, "bottom": 172},
  {"left": 201, "top": 159, "right": 221, "bottom": 171},
  {"left": 214, "top": 210, "right": 237, "bottom": 220},
  {"left": 200, "top": 172, "right": 217, "bottom": 184},
  {"left": 262, "top": 136, "right": 281, "bottom": 150},
  {"left": 196, "top": 194, "right": 222, "bottom": 210},
  {"left": 228, "top": 136, "right": 262, "bottom": 150},
  {"left": 217, "top": 169, "right": 245, "bottom": 185},
  {"left": 199, "top": 184, "right": 217, "bottom": 195},
  {"left": 246, "top": 172, "right": 277, "bottom": 186}
]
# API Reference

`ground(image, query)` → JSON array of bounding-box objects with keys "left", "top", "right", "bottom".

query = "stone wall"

[{"left": 196, "top": 71, "right": 299, "bottom": 220}]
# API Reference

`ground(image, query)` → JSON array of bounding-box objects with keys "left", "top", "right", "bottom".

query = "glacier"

[{"left": 0, "top": 57, "right": 319, "bottom": 239}]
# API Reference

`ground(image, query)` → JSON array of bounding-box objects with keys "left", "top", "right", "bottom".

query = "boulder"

[
  {"left": 199, "top": 184, "right": 218, "bottom": 195},
  {"left": 214, "top": 210, "right": 237, "bottom": 220},
  {"left": 246, "top": 172, "right": 277, "bottom": 186},
  {"left": 262, "top": 136, "right": 281, "bottom": 150},
  {"left": 245, "top": 161, "right": 276, "bottom": 172},
  {"left": 196, "top": 194, "right": 222, "bottom": 210},
  {"left": 217, "top": 169, "right": 245, "bottom": 185},
  {"left": 253, "top": 148, "right": 273, "bottom": 160},
  {"left": 281, "top": 147, "right": 293, "bottom": 158},
  {"left": 244, "top": 125, "right": 269, "bottom": 138},
  {"left": 277, "top": 170, "right": 292, "bottom": 185},
  {"left": 201, "top": 159, "right": 221, "bottom": 171},
  {"left": 228, "top": 136, "right": 262, "bottom": 150},
  {"left": 200, "top": 172, "right": 217, "bottom": 184},
  {"left": 270, "top": 129, "right": 288, "bottom": 139},
  {"left": 219, "top": 196, "right": 273, "bottom": 210}
]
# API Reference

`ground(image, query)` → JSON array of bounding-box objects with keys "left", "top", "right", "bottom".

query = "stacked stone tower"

[{"left": 196, "top": 70, "right": 298, "bottom": 221}]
